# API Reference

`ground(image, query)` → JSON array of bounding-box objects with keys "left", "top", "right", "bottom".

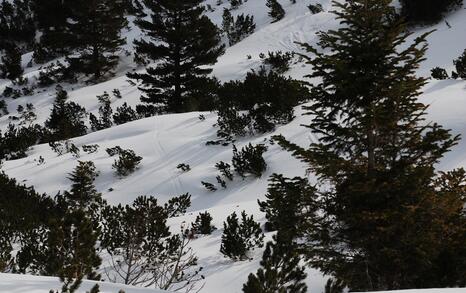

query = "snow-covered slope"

[
  {"left": 0, "top": 273, "right": 169, "bottom": 293},
  {"left": 1, "top": 0, "right": 466, "bottom": 292}
]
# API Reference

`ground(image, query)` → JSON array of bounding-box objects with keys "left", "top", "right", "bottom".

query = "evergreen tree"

[
  {"left": 129, "top": 0, "right": 225, "bottom": 114},
  {"left": 46, "top": 209, "right": 102, "bottom": 292},
  {"left": 66, "top": 0, "right": 127, "bottom": 81},
  {"left": 0, "top": 0, "right": 35, "bottom": 50},
  {"left": 222, "top": 9, "right": 256, "bottom": 46},
  {"left": 258, "top": 174, "right": 318, "bottom": 238},
  {"left": 0, "top": 43, "right": 23, "bottom": 80},
  {"left": 32, "top": 0, "right": 74, "bottom": 61},
  {"left": 400, "top": 0, "right": 462, "bottom": 24},
  {"left": 220, "top": 211, "right": 264, "bottom": 260},
  {"left": 191, "top": 211, "right": 216, "bottom": 235},
  {"left": 65, "top": 161, "right": 104, "bottom": 220},
  {"left": 45, "top": 86, "right": 87, "bottom": 141},
  {"left": 276, "top": 0, "right": 466, "bottom": 290},
  {"left": 101, "top": 196, "right": 203, "bottom": 289},
  {"left": 242, "top": 235, "right": 307, "bottom": 293},
  {"left": 90, "top": 92, "right": 113, "bottom": 131},
  {"left": 113, "top": 102, "right": 138, "bottom": 125},
  {"left": 453, "top": 49, "right": 466, "bottom": 79},
  {"left": 266, "top": 0, "right": 285, "bottom": 23}
]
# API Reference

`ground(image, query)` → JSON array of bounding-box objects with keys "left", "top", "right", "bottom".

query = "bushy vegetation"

[{"left": 220, "top": 211, "right": 264, "bottom": 260}]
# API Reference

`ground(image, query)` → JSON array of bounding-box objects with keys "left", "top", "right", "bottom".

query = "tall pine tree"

[
  {"left": 242, "top": 234, "right": 307, "bottom": 293},
  {"left": 66, "top": 0, "right": 127, "bottom": 81},
  {"left": 129, "top": 0, "right": 225, "bottom": 114},
  {"left": 276, "top": 0, "right": 466, "bottom": 290}
]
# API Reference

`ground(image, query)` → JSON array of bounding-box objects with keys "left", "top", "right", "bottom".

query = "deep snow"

[{"left": 1, "top": 0, "right": 466, "bottom": 292}]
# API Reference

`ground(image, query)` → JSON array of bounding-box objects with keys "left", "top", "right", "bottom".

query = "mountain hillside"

[{"left": 1, "top": 0, "right": 466, "bottom": 292}]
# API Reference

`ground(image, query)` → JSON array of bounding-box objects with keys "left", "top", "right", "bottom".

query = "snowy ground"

[{"left": 1, "top": 0, "right": 466, "bottom": 292}]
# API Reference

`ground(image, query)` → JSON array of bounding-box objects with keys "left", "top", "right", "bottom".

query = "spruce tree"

[
  {"left": 129, "top": 0, "right": 225, "bottom": 114},
  {"left": 242, "top": 235, "right": 307, "bottom": 293},
  {"left": 276, "top": 0, "right": 466, "bottom": 290},
  {"left": 0, "top": 43, "right": 23, "bottom": 80},
  {"left": 400, "top": 0, "right": 462, "bottom": 24},
  {"left": 32, "top": 0, "right": 74, "bottom": 61},
  {"left": 66, "top": 0, "right": 127, "bottom": 81},
  {"left": 65, "top": 161, "right": 104, "bottom": 220},
  {"left": 258, "top": 174, "right": 318, "bottom": 238},
  {"left": 220, "top": 211, "right": 264, "bottom": 260},
  {"left": 266, "top": 0, "right": 285, "bottom": 23},
  {"left": 46, "top": 209, "right": 102, "bottom": 292},
  {"left": 45, "top": 86, "right": 87, "bottom": 141}
]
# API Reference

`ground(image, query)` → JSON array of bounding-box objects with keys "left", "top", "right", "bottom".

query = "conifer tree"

[
  {"left": 66, "top": 0, "right": 127, "bottom": 81},
  {"left": 32, "top": 0, "right": 74, "bottom": 61},
  {"left": 0, "top": 43, "right": 23, "bottom": 80},
  {"left": 266, "top": 0, "right": 285, "bottom": 23},
  {"left": 400, "top": 0, "right": 462, "bottom": 24},
  {"left": 90, "top": 92, "right": 113, "bottom": 131},
  {"left": 242, "top": 235, "right": 307, "bottom": 293},
  {"left": 276, "top": 0, "right": 466, "bottom": 290},
  {"left": 220, "top": 211, "right": 264, "bottom": 260},
  {"left": 45, "top": 86, "right": 87, "bottom": 141},
  {"left": 65, "top": 161, "right": 104, "bottom": 221},
  {"left": 258, "top": 174, "right": 318, "bottom": 238},
  {"left": 129, "top": 0, "right": 225, "bottom": 114},
  {"left": 46, "top": 209, "right": 102, "bottom": 292}
]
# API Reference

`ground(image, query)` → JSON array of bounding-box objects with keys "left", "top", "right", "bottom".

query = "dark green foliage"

[
  {"left": 101, "top": 196, "right": 203, "bottom": 289},
  {"left": 276, "top": 0, "right": 466, "bottom": 290},
  {"left": 164, "top": 193, "right": 191, "bottom": 217},
  {"left": 106, "top": 146, "right": 123, "bottom": 157},
  {"left": 101, "top": 196, "right": 170, "bottom": 285},
  {"left": 45, "top": 86, "right": 87, "bottom": 141},
  {"left": 37, "top": 61, "right": 73, "bottom": 87},
  {"left": 46, "top": 209, "right": 102, "bottom": 292},
  {"left": 260, "top": 51, "right": 293, "bottom": 74},
  {"left": 90, "top": 92, "right": 113, "bottom": 131},
  {"left": 324, "top": 279, "right": 345, "bottom": 293},
  {"left": 400, "top": 0, "right": 462, "bottom": 24},
  {"left": 0, "top": 43, "right": 23, "bottom": 80},
  {"left": 65, "top": 161, "right": 104, "bottom": 221},
  {"left": 216, "top": 175, "right": 227, "bottom": 188},
  {"left": 216, "top": 107, "right": 251, "bottom": 140},
  {"left": 242, "top": 236, "right": 307, "bottom": 293},
  {"left": 0, "top": 100, "right": 8, "bottom": 117},
  {"left": 266, "top": 0, "right": 285, "bottom": 22},
  {"left": 431, "top": 67, "right": 449, "bottom": 80},
  {"left": 0, "top": 172, "right": 55, "bottom": 273},
  {"left": 82, "top": 144, "right": 99, "bottom": 154},
  {"left": 66, "top": 0, "right": 127, "bottom": 81},
  {"left": 223, "top": 9, "right": 256, "bottom": 46},
  {"left": 229, "top": 0, "right": 243, "bottom": 9},
  {"left": 220, "top": 211, "right": 264, "bottom": 260},
  {"left": 129, "top": 0, "right": 225, "bottom": 113},
  {"left": 177, "top": 163, "right": 191, "bottom": 172},
  {"left": 191, "top": 211, "right": 216, "bottom": 235},
  {"left": 232, "top": 144, "right": 267, "bottom": 178},
  {"left": 112, "top": 148, "right": 143, "bottom": 176},
  {"left": 32, "top": 0, "right": 74, "bottom": 61},
  {"left": 308, "top": 3, "right": 323, "bottom": 14},
  {"left": 112, "top": 102, "right": 138, "bottom": 125},
  {"left": 0, "top": 123, "right": 48, "bottom": 160},
  {"left": 0, "top": 0, "right": 35, "bottom": 50},
  {"left": 453, "top": 49, "right": 466, "bottom": 79},
  {"left": 258, "top": 174, "right": 318, "bottom": 237},
  {"left": 215, "top": 161, "right": 233, "bottom": 180},
  {"left": 202, "top": 181, "right": 217, "bottom": 192},
  {"left": 216, "top": 69, "right": 307, "bottom": 138}
]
